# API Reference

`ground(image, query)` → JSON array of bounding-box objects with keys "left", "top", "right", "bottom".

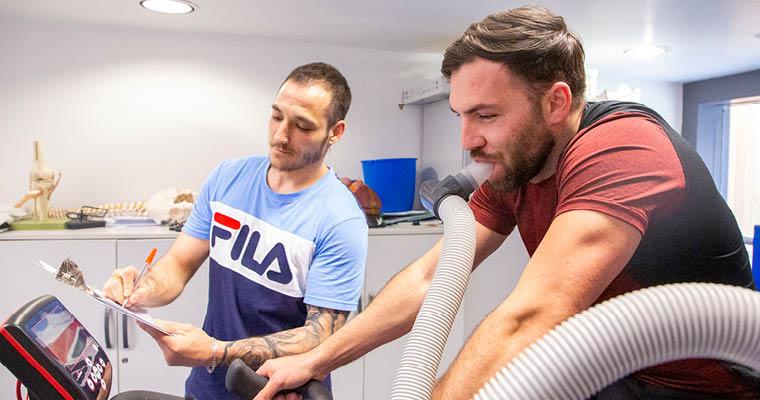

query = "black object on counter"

[
  {"left": 66, "top": 220, "right": 106, "bottom": 229},
  {"left": 65, "top": 206, "right": 108, "bottom": 229}
]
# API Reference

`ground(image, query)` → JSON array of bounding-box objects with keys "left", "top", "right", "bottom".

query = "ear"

[
  {"left": 328, "top": 120, "right": 346, "bottom": 145},
  {"left": 542, "top": 82, "right": 573, "bottom": 127}
]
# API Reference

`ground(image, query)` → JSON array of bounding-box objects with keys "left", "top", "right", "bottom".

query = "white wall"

[
  {"left": 0, "top": 18, "right": 427, "bottom": 208},
  {"left": 0, "top": 17, "right": 685, "bottom": 214}
]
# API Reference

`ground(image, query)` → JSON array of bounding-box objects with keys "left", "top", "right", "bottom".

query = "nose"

[
  {"left": 272, "top": 120, "right": 290, "bottom": 145},
  {"left": 461, "top": 119, "right": 486, "bottom": 151}
]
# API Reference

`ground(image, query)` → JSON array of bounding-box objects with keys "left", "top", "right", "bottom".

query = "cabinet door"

[
  {"left": 363, "top": 233, "right": 465, "bottom": 400},
  {"left": 329, "top": 293, "right": 365, "bottom": 399},
  {"left": 0, "top": 240, "right": 119, "bottom": 398},
  {"left": 114, "top": 239, "right": 210, "bottom": 396},
  {"left": 331, "top": 358, "right": 364, "bottom": 400},
  {"left": 463, "top": 232, "right": 529, "bottom": 335}
]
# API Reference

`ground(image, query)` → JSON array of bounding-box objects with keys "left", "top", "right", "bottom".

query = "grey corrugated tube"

[
  {"left": 390, "top": 195, "right": 476, "bottom": 400},
  {"left": 476, "top": 283, "right": 760, "bottom": 400}
]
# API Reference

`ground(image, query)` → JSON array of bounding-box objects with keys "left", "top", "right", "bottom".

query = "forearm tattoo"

[{"left": 223, "top": 305, "right": 349, "bottom": 369}]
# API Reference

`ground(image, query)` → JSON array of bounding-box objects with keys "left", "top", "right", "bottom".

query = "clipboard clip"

[{"left": 54, "top": 257, "right": 95, "bottom": 295}]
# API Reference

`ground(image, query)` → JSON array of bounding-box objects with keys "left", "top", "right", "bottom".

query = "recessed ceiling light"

[
  {"left": 623, "top": 44, "right": 670, "bottom": 59},
  {"left": 140, "top": 0, "right": 196, "bottom": 14}
]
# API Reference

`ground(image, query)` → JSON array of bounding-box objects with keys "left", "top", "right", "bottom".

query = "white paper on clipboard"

[{"left": 35, "top": 260, "right": 171, "bottom": 335}]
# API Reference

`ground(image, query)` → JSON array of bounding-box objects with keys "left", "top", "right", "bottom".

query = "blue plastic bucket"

[{"left": 361, "top": 158, "right": 416, "bottom": 213}]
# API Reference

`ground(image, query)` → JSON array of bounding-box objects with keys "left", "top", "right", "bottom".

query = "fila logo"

[{"left": 212, "top": 211, "right": 292, "bottom": 285}]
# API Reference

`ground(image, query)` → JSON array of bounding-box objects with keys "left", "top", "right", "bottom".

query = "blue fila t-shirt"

[{"left": 182, "top": 155, "right": 368, "bottom": 399}]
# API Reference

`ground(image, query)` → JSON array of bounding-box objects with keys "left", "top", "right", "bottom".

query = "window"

[{"left": 727, "top": 99, "right": 760, "bottom": 237}]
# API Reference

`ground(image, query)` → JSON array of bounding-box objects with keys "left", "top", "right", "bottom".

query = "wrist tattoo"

[
  {"left": 232, "top": 339, "right": 275, "bottom": 370},
  {"left": 220, "top": 342, "right": 230, "bottom": 366},
  {"left": 230, "top": 305, "right": 349, "bottom": 370}
]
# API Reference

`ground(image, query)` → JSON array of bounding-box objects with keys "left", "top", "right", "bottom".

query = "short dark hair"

[
  {"left": 441, "top": 5, "right": 586, "bottom": 109},
  {"left": 283, "top": 62, "right": 352, "bottom": 128}
]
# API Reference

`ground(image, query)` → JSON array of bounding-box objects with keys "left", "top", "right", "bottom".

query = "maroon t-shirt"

[{"left": 469, "top": 105, "right": 756, "bottom": 395}]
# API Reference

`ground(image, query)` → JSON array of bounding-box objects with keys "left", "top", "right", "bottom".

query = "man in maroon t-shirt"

[{"left": 253, "top": 6, "right": 758, "bottom": 400}]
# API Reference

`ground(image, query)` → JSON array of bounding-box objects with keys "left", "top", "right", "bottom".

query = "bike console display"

[{"left": 0, "top": 295, "right": 112, "bottom": 400}]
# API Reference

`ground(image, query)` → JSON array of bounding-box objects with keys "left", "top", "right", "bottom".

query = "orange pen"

[{"left": 123, "top": 247, "right": 157, "bottom": 309}]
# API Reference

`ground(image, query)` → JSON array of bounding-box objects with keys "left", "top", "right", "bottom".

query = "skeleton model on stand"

[{"left": 15, "top": 141, "right": 62, "bottom": 221}]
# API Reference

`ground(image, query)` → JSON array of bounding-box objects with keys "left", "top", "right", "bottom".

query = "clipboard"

[{"left": 36, "top": 260, "right": 171, "bottom": 335}]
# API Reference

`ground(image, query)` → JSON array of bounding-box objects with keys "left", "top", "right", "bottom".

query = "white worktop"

[{"left": 0, "top": 221, "right": 443, "bottom": 241}]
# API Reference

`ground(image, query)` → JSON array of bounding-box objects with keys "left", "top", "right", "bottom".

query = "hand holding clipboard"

[{"left": 35, "top": 259, "right": 171, "bottom": 335}]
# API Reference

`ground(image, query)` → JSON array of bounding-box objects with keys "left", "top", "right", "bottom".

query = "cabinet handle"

[
  {"left": 122, "top": 314, "right": 129, "bottom": 349},
  {"left": 368, "top": 292, "right": 376, "bottom": 305},
  {"left": 103, "top": 309, "right": 113, "bottom": 349},
  {"left": 357, "top": 296, "right": 363, "bottom": 313}
]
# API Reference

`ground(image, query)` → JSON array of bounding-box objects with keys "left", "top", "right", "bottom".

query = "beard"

[
  {"left": 269, "top": 134, "right": 330, "bottom": 172},
  {"left": 471, "top": 119, "right": 555, "bottom": 192}
]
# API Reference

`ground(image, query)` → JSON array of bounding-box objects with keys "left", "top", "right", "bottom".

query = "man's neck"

[
  {"left": 530, "top": 105, "right": 585, "bottom": 184},
  {"left": 267, "top": 162, "right": 329, "bottom": 194}
]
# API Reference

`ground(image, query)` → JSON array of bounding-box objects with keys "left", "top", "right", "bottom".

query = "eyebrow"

[
  {"left": 453, "top": 103, "right": 498, "bottom": 115},
  {"left": 271, "top": 104, "right": 318, "bottom": 127}
]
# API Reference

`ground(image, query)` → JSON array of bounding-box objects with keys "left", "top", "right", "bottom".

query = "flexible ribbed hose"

[
  {"left": 390, "top": 196, "right": 476, "bottom": 400},
  {"left": 476, "top": 283, "right": 760, "bottom": 400}
]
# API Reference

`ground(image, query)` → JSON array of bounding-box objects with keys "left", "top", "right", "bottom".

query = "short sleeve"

[
  {"left": 303, "top": 217, "right": 368, "bottom": 311},
  {"left": 469, "top": 181, "right": 517, "bottom": 236},
  {"left": 556, "top": 113, "right": 686, "bottom": 234},
  {"left": 182, "top": 165, "right": 222, "bottom": 240}
]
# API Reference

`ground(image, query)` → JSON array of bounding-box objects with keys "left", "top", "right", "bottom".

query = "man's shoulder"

[
  {"left": 311, "top": 173, "right": 367, "bottom": 226},
  {"left": 217, "top": 155, "right": 266, "bottom": 171},
  {"left": 570, "top": 111, "right": 670, "bottom": 154},
  {"left": 582, "top": 110, "right": 664, "bottom": 134},
  {"left": 209, "top": 155, "right": 266, "bottom": 181}
]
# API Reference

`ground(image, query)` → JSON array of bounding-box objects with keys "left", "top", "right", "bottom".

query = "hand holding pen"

[{"left": 120, "top": 247, "right": 157, "bottom": 309}]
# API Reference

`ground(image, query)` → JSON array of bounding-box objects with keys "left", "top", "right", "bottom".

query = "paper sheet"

[{"left": 36, "top": 260, "right": 171, "bottom": 335}]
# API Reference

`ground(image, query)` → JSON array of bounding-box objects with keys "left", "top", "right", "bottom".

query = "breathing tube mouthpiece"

[{"left": 420, "top": 161, "right": 492, "bottom": 217}]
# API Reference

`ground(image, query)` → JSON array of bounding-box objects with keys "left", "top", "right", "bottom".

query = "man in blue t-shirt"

[{"left": 103, "top": 62, "right": 367, "bottom": 399}]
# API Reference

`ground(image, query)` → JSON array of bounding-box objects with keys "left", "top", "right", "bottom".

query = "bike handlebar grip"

[
  {"left": 302, "top": 380, "right": 333, "bottom": 400},
  {"left": 224, "top": 359, "right": 333, "bottom": 400},
  {"left": 225, "top": 359, "right": 268, "bottom": 399}
]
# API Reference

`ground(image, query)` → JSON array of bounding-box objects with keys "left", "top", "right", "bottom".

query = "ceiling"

[{"left": 1, "top": 0, "right": 759, "bottom": 83}]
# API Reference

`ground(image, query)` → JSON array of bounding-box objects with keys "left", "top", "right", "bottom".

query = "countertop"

[{"left": 0, "top": 221, "right": 443, "bottom": 241}]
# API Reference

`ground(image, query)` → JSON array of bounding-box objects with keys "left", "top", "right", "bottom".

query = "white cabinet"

[
  {"left": 362, "top": 230, "right": 466, "bottom": 400},
  {"left": 0, "top": 240, "right": 120, "bottom": 398},
  {"left": 114, "top": 239, "right": 210, "bottom": 396}
]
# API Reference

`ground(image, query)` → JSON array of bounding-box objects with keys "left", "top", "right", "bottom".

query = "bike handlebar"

[{"left": 225, "top": 359, "right": 333, "bottom": 400}]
